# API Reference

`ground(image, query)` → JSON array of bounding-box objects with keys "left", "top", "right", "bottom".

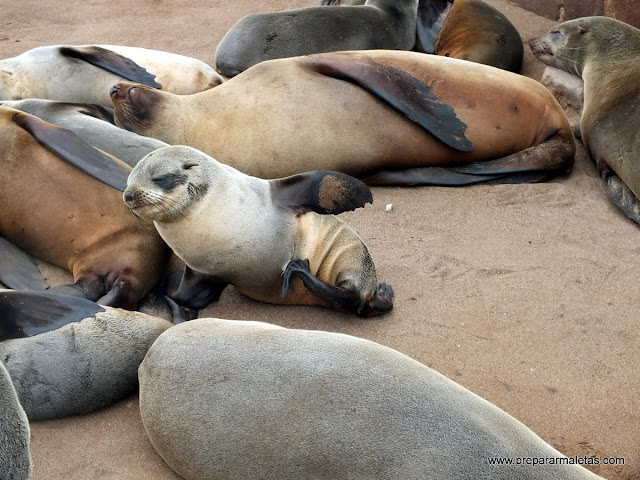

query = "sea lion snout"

[{"left": 123, "top": 189, "right": 135, "bottom": 203}]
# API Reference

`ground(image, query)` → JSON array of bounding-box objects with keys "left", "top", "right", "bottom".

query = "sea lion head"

[
  {"left": 124, "top": 146, "right": 211, "bottom": 221},
  {"left": 529, "top": 18, "right": 594, "bottom": 77},
  {"left": 110, "top": 82, "right": 164, "bottom": 133}
]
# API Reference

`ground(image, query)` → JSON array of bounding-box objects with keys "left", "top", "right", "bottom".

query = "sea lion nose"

[
  {"left": 123, "top": 189, "right": 134, "bottom": 203},
  {"left": 109, "top": 84, "right": 121, "bottom": 97}
]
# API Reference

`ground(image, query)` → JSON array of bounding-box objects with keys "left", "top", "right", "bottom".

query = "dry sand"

[{"left": 2, "top": 0, "right": 639, "bottom": 479}]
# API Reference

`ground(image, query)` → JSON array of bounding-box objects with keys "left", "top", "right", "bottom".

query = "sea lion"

[
  {"left": 0, "top": 44, "right": 223, "bottom": 107},
  {"left": 214, "top": 0, "right": 418, "bottom": 78},
  {"left": 530, "top": 17, "right": 640, "bottom": 224},
  {"left": 0, "top": 106, "right": 170, "bottom": 309},
  {"left": 320, "top": 0, "right": 523, "bottom": 72},
  {"left": 0, "top": 290, "right": 172, "bottom": 420},
  {"left": 0, "top": 359, "right": 31, "bottom": 480},
  {"left": 138, "top": 318, "right": 604, "bottom": 480},
  {"left": 124, "top": 145, "right": 393, "bottom": 317},
  {"left": 112, "top": 50, "right": 575, "bottom": 186},
  {"left": 0, "top": 98, "right": 167, "bottom": 167}
]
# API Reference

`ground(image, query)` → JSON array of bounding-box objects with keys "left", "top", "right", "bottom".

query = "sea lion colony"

[{"left": 0, "top": 0, "right": 637, "bottom": 478}]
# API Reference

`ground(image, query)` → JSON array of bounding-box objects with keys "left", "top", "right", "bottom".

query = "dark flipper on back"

[
  {"left": 169, "top": 265, "right": 228, "bottom": 312},
  {"left": 78, "top": 103, "right": 116, "bottom": 125},
  {"left": 416, "top": 0, "right": 453, "bottom": 53},
  {"left": 306, "top": 53, "right": 473, "bottom": 152},
  {"left": 602, "top": 172, "right": 640, "bottom": 225},
  {"left": 0, "top": 237, "right": 48, "bottom": 291},
  {"left": 0, "top": 290, "right": 104, "bottom": 340},
  {"left": 12, "top": 111, "right": 130, "bottom": 192},
  {"left": 282, "top": 259, "right": 393, "bottom": 317},
  {"left": 59, "top": 46, "right": 162, "bottom": 89},
  {"left": 270, "top": 170, "right": 373, "bottom": 214}
]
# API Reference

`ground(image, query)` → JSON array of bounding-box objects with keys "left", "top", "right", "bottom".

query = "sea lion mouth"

[{"left": 123, "top": 187, "right": 182, "bottom": 220}]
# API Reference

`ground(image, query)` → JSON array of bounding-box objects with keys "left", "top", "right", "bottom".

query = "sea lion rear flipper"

[
  {"left": 602, "top": 174, "right": 640, "bottom": 225},
  {"left": 12, "top": 111, "right": 130, "bottom": 192},
  {"left": 416, "top": 0, "right": 453, "bottom": 53},
  {"left": 361, "top": 167, "right": 504, "bottom": 186},
  {"left": 282, "top": 259, "right": 393, "bottom": 317},
  {"left": 305, "top": 53, "right": 473, "bottom": 152},
  {"left": 59, "top": 46, "right": 162, "bottom": 89},
  {"left": 270, "top": 171, "right": 373, "bottom": 214},
  {"left": 168, "top": 265, "right": 228, "bottom": 311},
  {"left": 0, "top": 237, "right": 49, "bottom": 291},
  {"left": 0, "top": 290, "right": 104, "bottom": 340}
]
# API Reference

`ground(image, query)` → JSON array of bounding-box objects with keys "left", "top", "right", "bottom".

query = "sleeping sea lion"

[
  {"left": 0, "top": 106, "right": 169, "bottom": 308},
  {"left": 124, "top": 145, "right": 394, "bottom": 317},
  {"left": 321, "top": 0, "right": 523, "bottom": 72},
  {"left": 112, "top": 50, "right": 575, "bottom": 186},
  {"left": 0, "top": 290, "right": 171, "bottom": 420},
  {"left": 0, "top": 98, "right": 167, "bottom": 167},
  {"left": 530, "top": 17, "right": 640, "bottom": 224},
  {"left": 0, "top": 44, "right": 223, "bottom": 107},
  {"left": 0, "top": 360, "right": 31, "bottom": 480},
  {"left": 215, "top": 0, "right": 418, "bottom": 78},
  {"left": 138, "top": 318, "right": 604, "bottom": 480}
]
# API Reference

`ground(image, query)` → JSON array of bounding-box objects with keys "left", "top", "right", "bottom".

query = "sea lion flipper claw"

[
  {"left": 307, "top": 54, "right": 473, "bottom": 152},
  {"left": 0, "top": 290, "right": 105, "bottom": 340},
  {"left": 12, "top": 111, "right": 131, "bottom": 192},
  {"left": 0, "top": 236, "right": 49, "bottom": 291},
  {"left": 270, "top": 171, "right": 373, "bottom": 215},
  {"left": 59, "top": 46, "right": 162, "bottom": 89}
]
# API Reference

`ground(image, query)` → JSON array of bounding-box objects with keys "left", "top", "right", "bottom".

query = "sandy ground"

[{"left": 2, "top": 0, "right": 639, "bottom": 479}]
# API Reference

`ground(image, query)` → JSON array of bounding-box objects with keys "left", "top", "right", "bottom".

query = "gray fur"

[
  {"left": 0, "top": 361, "right": 31, "bottom": 480},
  {"left": 139, "top": 319, "right": 603, "bottom": 480},
  {"left": 1, "top": 308, "right": 171, "bottom": 421},
  {"left": 0, "top": 99, "right": 167, "bottom": 167}
]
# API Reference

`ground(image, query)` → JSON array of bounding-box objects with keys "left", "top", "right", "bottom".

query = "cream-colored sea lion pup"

[
  {"left": 530, "top": 17, "right": 640, "bottom": 224},
  {"left": 124, "top": 146, "right": 393, "bottom": 317},
  {"left": 0, "top": 359, "right": 31, "bottom": 480},
  {"left": 0, "top": 44, "right": 223, "bottom": 107},
  {"left": 0, "top": 290, "right": 172, "bottom": 420},
  {"left": 112, "top": 50, "right": 575, "bottom": 186},
  {"left": 138, "top": 318, "right": 604, "bottom": 480}
]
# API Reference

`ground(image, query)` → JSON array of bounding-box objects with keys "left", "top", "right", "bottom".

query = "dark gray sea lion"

[
  {"left": 112, "top": 50, "right": 575, "bottom": 186},
  {"left": 0, "top": 98, "right": 167, "bottom": 167},
  {"left": 0, "top": 360, "right": 31, "bottom": 480},
  {"left": 124, "top": 146, "right": 393, "bottom": 317},
  {"left": 138, "top": 319, "right": 604, "bottom": 480},
  {"left": 0, "top": 45, "right": 223, "bottom": 107},
  {"left": 214, "top": 0, "right": 418, "bottom": 77},
  {"left": 530, "top": 17, "right": 640, "bottom": 224},
  {"left": 0, "top": 290, "right": 171, "bottom": 420}
]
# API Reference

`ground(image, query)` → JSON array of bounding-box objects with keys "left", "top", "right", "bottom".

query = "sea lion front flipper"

[
  {"left": 602, "top": 174, "right": 640, "bottom": 225},
  {"left": 12, "top": 111, "right": 130, "bottom": 192},
  {"left": 169, "top": 265, "right": 228, "bottom": 311},
  {"left": 306, "top": 53, "right": 473, "bottom": 152},
  {"left": 270, "top": 171, "right": 373, "bottom": 214},
  {"left": 0, "top": 290, "right": 104, "bottom": 340},
  {"left": 282, "top": 259, "right": 393, "bottom": 317},
  {"left": 78, "top": 104, "right": 116, "bottom": 125},
  {"left": 59, "top": 46, "right": 162, "bottom": 89},
  {"left": 0, "top": 237, "right": 49, "bottom": 291},
  {"left": 415, "top": 0, "right": 453, "bottom": 53}
]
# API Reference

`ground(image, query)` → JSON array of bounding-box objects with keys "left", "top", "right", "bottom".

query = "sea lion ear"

[
  {"left": 58, "top": 46, "right": 162, "bottom": 89},
  {"left": 270, "top": 170, "right": 373, "bottom": 215},
  {"left": 0, "top": 291, "right": 104, "bottom": 340},
  {"left": 577, "top": 26, "right": 586, "bottom": 34},
  {"left": 12, "top": 111, "right": 130, "bottom": 192}
]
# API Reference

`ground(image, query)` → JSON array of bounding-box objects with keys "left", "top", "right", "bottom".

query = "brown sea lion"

[
  {"left": 124, "top": 146, "right": 394, "bottom": 317},
  {"left": 112, "top": 50, "right": 575, "bottom": 186},
  {"left": 0, "top": 106, "right": 169, "bottom": 308},
  {"left": 138, "top": 318, "right": 604, "bottom": 480},
  {"left": 0, "top": 45, "right": 224, "bottom": 107},
  {"left": 321, "top": 0, "right": 523, "bottom": 72},
  {"left": 214, "top": 0, "right": 418, "bottom": 78},
  {"left": 530, "top": 17, "right": 640, "bottom": 224}
]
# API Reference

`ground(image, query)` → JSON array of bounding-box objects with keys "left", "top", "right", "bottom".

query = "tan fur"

[{"left": 112, "top": 50, "right": 573, "bottom": 180}]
